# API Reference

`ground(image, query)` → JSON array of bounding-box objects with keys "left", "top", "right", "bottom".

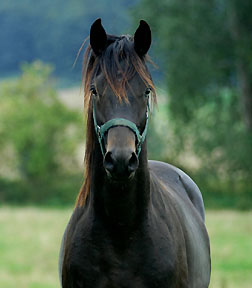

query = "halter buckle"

[{"left": 96, "top": 126, "right": 101, "bottom": 138}]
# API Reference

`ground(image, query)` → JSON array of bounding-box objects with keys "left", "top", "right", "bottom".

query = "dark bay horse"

[{"left": 59, "top": 19, "right": 211, "bottom": 287}]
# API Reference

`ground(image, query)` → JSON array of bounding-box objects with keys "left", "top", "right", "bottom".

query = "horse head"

[{"left": 88, "top": 19, "right": 154, "bottom": 182}]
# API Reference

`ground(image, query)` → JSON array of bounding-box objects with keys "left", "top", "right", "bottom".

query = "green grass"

[
  {"left": 206, "top": 210, "right": 252, "bottom": 288},
  {"left": 0, "top": 207, "right": 251, "bottom": 288},
  {"left": 0, "top": 207, "right": 71, "bottom": 288}
]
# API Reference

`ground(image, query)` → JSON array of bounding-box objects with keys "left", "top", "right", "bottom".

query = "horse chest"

[{"left": 66, "top": 227, "right": 186, "bottom": 288}]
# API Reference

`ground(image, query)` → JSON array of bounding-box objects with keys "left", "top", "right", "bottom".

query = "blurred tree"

[
  {"left": 135, "top": 0, "right": 252, "bottom": 130},
  {"left": 134, "top": 0, "right": 252, "bottom": 197},
  {"left": 0, "top": 61, "right": 81, "bottom": 183}
]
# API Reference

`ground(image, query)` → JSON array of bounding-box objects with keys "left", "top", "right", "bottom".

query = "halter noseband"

[{"left": 92, "top": 96, "right": 150, "bottom": 158}]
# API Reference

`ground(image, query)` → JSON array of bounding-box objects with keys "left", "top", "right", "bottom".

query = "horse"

[{"left": 59, "top": 19, "right": 211, "bottom": 288}]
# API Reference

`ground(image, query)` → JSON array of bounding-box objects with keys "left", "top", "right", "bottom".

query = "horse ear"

[
  {"left": 134, "top": 20, "right": 151, "bottom": 57},
  {"left": 90, "top": 18, "right": 107, "bottom": 55}
]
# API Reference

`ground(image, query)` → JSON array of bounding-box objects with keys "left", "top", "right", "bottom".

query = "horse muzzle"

[{"left": 103, "top": 127, "right": 139, "bottom": 181}]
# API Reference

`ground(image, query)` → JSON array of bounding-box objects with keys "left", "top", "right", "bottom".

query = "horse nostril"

[
  {"left": 104, "top": 151, "right": 114, "bottom": 173},
  {"left": 128, "top": 152, "right": 139, "bottom": 173},
  {"left": 104, "top": 151, "right": 138, "bottom": 179}
]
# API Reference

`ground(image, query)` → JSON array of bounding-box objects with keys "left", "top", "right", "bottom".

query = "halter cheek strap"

[{"left": 92, "top": 97, "right": 150, "bottom": 158}]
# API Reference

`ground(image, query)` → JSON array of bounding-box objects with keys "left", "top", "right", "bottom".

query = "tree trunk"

[{"left": 236, "top": 61, "right": 252, "bottom": 131}]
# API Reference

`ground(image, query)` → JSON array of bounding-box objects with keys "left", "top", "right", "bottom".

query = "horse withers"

[{"left": 59, "top": 19, "right": 211, "bottom": 288}]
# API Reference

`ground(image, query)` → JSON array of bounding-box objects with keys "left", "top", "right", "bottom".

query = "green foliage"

[
  {"left": 0, "top": 176, "right": 81, "bottom": 205},
  {"left": 0, "top": 61, "right": 82, "bottom": 204},
  {"left": 134, "top": 0, "right": 252, "bottom": 121}
]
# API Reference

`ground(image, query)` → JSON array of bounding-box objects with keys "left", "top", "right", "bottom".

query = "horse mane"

[{"left": 75, "top": 34, "right": 156, "bottom": 207}]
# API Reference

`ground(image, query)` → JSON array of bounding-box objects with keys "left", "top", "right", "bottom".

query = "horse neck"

[{"left": 90, "top": 139, "right": 150, "bottom": 229}]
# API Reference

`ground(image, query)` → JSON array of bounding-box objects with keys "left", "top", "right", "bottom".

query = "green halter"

[{"left": 92, "top": 96, "right": 150, "bottom": 158}]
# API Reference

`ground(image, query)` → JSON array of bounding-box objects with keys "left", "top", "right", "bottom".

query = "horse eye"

[
  {"left": 90, "top": 86, "right": 97, "bottom": 97},
  {"left": 145, "top": 88, "right": 151, "bottom": 97}
]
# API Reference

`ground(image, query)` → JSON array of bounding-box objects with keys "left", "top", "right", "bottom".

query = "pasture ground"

[{"left": 0, "top": 207, "right": 251, "bottom": 288}]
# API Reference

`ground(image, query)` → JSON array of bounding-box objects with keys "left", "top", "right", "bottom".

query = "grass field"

[{"left": 0, "top": 207, "right": 251, "bottom": 288}]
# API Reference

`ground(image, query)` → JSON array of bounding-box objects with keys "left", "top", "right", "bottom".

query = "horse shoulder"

[
  {"left": 149, "top": 160, "right": 211, "bottom": 287},
  {"left": 148, "top": 160, "right": 205, "bottom": 221}
]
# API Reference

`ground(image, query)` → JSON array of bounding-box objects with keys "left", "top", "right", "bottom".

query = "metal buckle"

[{"left": 97, "top": 125, "right": 101, "bottom": 137}]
